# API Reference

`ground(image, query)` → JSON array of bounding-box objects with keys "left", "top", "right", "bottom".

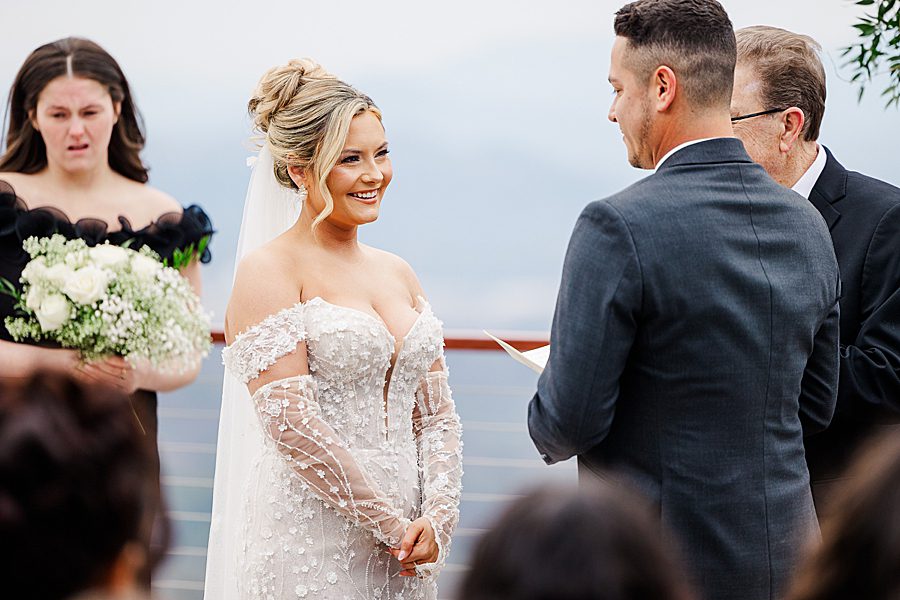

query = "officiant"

[{"left": 731, "top": 25, "right": 900, "bottom": 512}]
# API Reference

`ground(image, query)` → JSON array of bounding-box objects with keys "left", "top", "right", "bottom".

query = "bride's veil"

[{"left": 203, "top": 146, "right": 301, "bottom": 599}]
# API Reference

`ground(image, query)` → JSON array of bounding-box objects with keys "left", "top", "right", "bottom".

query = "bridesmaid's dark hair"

[
  {"left": 0, "top": 37, "right": 148, "bottom": 182},
  {"left": 0, "top": 373, "right": 157, "bottom": 599}
]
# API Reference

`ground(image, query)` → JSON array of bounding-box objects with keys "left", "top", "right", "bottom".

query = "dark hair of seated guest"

[
  {"left": 457, "top": 481, "right": 694, "bottom": 600},
  {"left": 785, "top": 432, "right": 900, "bottom": 600},
  {"left": 0, "top": 373, "right": 158, "bottom": 600}
]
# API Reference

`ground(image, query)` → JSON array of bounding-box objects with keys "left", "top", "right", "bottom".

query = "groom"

[{"left": 528, "top": 1, "right": 840, "bottom": 599}]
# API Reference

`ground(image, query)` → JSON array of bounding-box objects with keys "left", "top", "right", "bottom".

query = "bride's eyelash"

[{"left": 340, "top": 149, "right": 390, "bottom": 163}]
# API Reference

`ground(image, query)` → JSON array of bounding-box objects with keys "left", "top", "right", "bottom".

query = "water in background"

[{"left": 154, "top": 346, "right": 576, "bottom": 600}]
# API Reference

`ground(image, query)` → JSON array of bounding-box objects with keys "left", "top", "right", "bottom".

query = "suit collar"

[
  {"left": 654, "top": 137, "right": 716, "bottom": 172},
  {"left": 654, "top": 137, "right": 754, "bottom": 172},
  {"left": 808, "top": 146, "right": 845, "bottom": 230}
]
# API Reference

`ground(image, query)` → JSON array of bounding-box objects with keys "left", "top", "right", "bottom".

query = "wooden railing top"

[{"left": 211, "top": 329, "right": 549, "bottom": 351}]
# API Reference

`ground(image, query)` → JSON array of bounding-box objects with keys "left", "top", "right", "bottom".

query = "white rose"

[
  {"left": 45, "top": 263, "right": 75, "bottom": 288},
  {"left": 62, "top": 265, "right": 110, "bottom": 305},
  {"left": 89, "top": 244, "right": 129, "bottom": 269},
  {"left": 20, "top": 257, "right": 47, "bottom": 283},
  {"left": 25, "top": 286, "right": 44, "bottom": 311},
  {"left": 35, "top": 293, "right": 70, "bottom": 332},
  {"left": 131, "top": 254, "right": 161, "bottom": 280}
]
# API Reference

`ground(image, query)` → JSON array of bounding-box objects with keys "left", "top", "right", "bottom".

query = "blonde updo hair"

[{"left": 248, "top": 58, "right": 382, "bottom": 229}]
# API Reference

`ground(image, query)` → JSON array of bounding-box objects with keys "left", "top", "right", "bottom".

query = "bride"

[{"left": 203, "top": 60, "right": 463, "bottom": 599}]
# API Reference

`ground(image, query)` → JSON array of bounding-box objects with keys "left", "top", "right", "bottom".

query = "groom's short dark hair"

[{"left": 614, "top": 0, "right": 736, "bottom": 109}]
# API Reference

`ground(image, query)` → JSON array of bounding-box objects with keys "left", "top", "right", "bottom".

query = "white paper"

[{"left": 484, "top": 331, "right": 549, "bottom": 374}]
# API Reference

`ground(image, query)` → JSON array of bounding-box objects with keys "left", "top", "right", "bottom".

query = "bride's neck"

[{"left": 294, "top": 208, "right": 361, "bottom": 254}]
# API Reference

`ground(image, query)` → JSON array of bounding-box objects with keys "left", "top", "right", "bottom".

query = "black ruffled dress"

[{"left": 0, "top": 179, "right": 213, "bottom": 578}]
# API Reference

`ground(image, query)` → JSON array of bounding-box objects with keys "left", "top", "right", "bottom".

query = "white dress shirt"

[{"left": 791, "top": 144, "right": 827, "bottom": 199}]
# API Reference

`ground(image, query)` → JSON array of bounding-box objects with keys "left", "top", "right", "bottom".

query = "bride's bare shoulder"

[
  {"left": 228, "top": 240, "right": 304, "bottom": 336},
  {"left": 234, "top": 239, "right": 304, "bottom": 296}
]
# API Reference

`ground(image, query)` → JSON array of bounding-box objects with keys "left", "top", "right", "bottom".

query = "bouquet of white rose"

[{"left": 1, "top": 234, "right": 211, "bottom": 371}]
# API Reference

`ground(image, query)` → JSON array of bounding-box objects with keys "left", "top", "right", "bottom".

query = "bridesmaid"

[{"left": 0, "top": 37, "right": 213, "bottom": 581}]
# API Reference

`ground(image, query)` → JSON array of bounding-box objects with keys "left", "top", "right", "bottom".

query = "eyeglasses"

[{"left": 730, "top": 108, "right": 788, "bottom": 123}]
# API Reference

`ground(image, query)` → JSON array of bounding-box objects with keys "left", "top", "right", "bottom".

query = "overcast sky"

[{"left": 2, "top": 0, "right": 897, "bottom": 331}]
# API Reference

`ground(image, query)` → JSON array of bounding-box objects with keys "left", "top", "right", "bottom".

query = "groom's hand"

[{"left": 389, "top": 517, "right": 438, "bottom": 576}]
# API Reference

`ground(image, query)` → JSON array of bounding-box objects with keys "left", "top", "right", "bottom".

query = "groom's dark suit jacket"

[
  {"left": 529, "top": 139, "right": 841, "bottom": 600},
  {"left": 804, "top": 147, "right": 900, "bottom": 506}
]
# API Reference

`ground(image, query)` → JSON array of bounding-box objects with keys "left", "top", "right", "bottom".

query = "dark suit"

[
  {"left": 529, "top": 138, "right": 840, "bottom": 600},
  {"left": 804, "top": 147, "right": 900, "bottom": 508}
]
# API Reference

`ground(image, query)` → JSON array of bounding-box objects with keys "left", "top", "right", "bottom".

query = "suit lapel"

[{"left": 808, "top": 147, "right": 845, "bottom": 230}]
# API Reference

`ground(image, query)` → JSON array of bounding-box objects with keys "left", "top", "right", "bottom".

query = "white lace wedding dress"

[{"left": 220, "top": 295, "right": 463, "bottom": 599}]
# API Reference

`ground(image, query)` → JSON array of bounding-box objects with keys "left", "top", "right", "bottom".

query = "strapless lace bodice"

[{"left": 221, "top": 297, "right": 462, "bottom": 599}]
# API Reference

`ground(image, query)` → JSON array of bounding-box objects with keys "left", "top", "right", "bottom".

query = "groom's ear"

[
  {"left": 288, "top": 165, "right": 308, "bottom": 189},
  {"left": 653, "top": 66, "right": 677, "bottom": 113}
]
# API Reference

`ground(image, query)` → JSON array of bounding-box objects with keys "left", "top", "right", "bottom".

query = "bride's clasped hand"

[{"left": 391, "top": 517, "right": 441, "bottom": 576}]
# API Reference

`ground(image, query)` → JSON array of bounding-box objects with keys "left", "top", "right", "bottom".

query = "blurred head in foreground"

[
  {"left": 786, "top": 432, "right": 900, "bottom": 600},
  {"left": 0, "top": 373, "right": 157, "bottom": 600},
  {"left": 458, "top": 480, "right": 694, "bottom": 600}
]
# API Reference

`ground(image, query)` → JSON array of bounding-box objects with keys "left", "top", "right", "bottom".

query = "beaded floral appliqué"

[{"left": 223, "top": 298, "right": 463, "bottom": 600}]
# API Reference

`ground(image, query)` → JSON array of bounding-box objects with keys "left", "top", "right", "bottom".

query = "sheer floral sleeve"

[
  {"left": 222, "top": 306, "right": 410, "bottom": 547},
  {"left": 252, "top": 375, "right": 411, "bottom": 546},
  {"left": 412, "top": 368, "right": 463, "bottom": 577}
]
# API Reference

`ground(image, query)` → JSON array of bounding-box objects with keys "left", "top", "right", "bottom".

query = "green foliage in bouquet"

[
  {"left": 165, "top": 234, "right": 211, "bottom": 270},
  {"left": 3, "top": 234, "right": 211, "bottom": 371}
]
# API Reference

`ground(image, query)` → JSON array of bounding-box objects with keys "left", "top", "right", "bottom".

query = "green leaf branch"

[
  {"left": 843, "top": 0, "right": 900, "bottom": 108},
  {"left": 164, "top": 234, "right": 211, "bottom": 270},
  {"left": 0, "top": 277, "right": 21, "bottom": 302}
]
